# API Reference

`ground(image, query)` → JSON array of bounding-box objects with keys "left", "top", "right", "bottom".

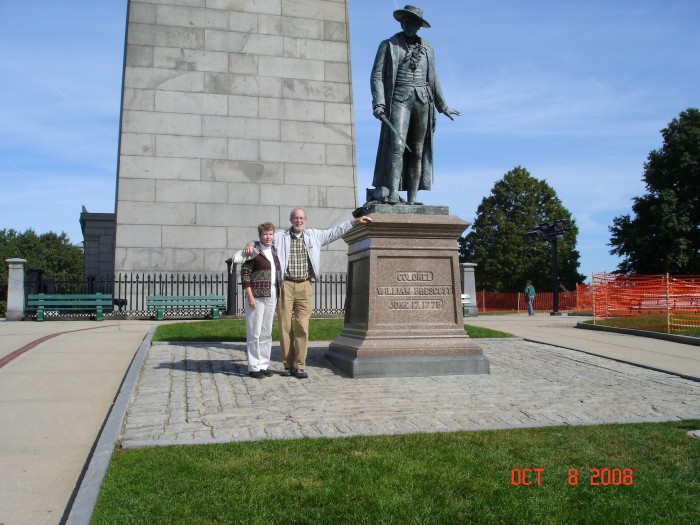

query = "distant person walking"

[{"left": 524, "top": 280, "right": 536, "bottom": 316}]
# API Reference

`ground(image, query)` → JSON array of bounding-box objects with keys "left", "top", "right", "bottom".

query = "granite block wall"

[{"left": 114, "top": 0, "right": 357, "bottom": 274}]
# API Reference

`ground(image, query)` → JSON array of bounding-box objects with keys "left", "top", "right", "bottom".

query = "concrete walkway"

[
  {"left": 464, "top": 313, "right": 700, "bottom": 380},
  {"left": 1, "top": 314, "right": 699, "bottom": 524},
  {"left": 0, "top": 320, "right": 157, "bottom": 525}
]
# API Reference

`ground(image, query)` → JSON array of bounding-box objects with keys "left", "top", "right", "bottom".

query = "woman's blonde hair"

[{"left": 258, "top": 222, "right": 275, "bottom": 234}]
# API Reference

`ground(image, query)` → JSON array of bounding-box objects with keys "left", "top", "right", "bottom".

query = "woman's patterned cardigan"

[{"left": 241, "top": 244, "right": 282, "bottom": 298}]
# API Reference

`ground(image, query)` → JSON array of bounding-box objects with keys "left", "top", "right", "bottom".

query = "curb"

[
  {"left": 62, "top": 326, "right": 156, "bottom": 525},
  {"left": 576, "top": 321, "right": 700, "bottom": 347}
]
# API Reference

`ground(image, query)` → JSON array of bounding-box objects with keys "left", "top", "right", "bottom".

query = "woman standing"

[{"left": 241, "top": 222, "right": 282, "bottom": 378}]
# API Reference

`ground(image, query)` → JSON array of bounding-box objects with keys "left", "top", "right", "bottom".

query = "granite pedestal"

[{"left": 326, "top": 210, "right": 490, "bottom": 378}]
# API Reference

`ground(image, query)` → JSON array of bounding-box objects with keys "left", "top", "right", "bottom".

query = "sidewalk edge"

[
  {"left": 62, "top": 326, "right": 156, "bottom": 525},
  {"left": 576, "top": 321, "right": 700, "bottom": 347}
]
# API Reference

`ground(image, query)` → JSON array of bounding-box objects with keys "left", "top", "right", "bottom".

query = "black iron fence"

[{"left": 24, "top": 270, "right": 347, "bottom": 318}]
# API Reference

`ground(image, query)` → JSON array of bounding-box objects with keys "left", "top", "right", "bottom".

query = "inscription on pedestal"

[
  {"left": 377, "top": 286, "right": 452, "bottom": 296},
  {"left": 397, "top": 271, "right": 433, "bottom": 281},
  {"left": 388, "top": 299, "right": 444, "bottom": 310},
  {"left": 377, "top": 264, "right": 455, "bottom": 319}
]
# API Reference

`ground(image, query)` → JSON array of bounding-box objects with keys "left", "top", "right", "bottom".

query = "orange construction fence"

[
  {"left": 591, "top": 273, "right": 700, "bottom": 333},
  {"left": 476, "top": 284, "right": 591, "bottom": 313}
]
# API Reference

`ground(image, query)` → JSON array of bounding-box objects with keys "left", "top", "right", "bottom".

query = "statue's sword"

[{"left": 380, "top": 115, "right": 412, "bottom": 153}]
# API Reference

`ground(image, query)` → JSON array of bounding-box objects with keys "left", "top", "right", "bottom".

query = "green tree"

[
  {"left": 609, "top": 108, "right": 700, "bottom": 274},
  {"left": 0, "top": 228, "right": 84, "bottom": 314},
  {"left": 459, "top": 166, "right": 585, "bottom": 292}
]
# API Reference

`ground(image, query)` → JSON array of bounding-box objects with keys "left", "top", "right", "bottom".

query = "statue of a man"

[{"left": 370, "top": 5, "right": 459, "bottom": 205}]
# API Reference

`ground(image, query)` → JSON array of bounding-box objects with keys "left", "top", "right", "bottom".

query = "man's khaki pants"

[{"left": 277, "top": 280, "right": 312, "bottom": 370}]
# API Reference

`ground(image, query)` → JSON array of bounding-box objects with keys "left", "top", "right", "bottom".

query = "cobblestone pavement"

[{"left": 120, "top": 339, "right": 700, "bottom": 448}]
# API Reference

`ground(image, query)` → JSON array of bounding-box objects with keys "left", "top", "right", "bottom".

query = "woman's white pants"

[{"left": 244, "top": 293, "right": 276, "bottom": 372}]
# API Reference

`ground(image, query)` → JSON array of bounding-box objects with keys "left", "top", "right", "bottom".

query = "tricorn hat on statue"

[{"left": 393, "top": 5, "right": 431, "bottom": 28}]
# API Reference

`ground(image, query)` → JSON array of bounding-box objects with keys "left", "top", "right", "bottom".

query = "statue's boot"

[
  {"left": 387, "top": 168, "right": 401, "bottom": 204},
  {"left": 406, "top": 162, "right": 421, "bottom": 205}
]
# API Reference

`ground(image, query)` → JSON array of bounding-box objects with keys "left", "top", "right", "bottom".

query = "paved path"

[
  {"left": 464, "top": 313, "right": 700, "bottom": 380},
  {"left": 120, "top": 336, "right": 700, "bottom": 448},
  {"left": 0, "top": 320, "right": 156, "bottom": 525}
]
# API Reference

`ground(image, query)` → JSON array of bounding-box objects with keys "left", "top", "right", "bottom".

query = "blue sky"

[{"left": 1, "top": 1, "right": 698, "bottom": 280}]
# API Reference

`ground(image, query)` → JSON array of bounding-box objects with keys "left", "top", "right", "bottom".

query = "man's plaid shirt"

[{"left": 286, "top": 233, "right": 309, "bottom": 280}]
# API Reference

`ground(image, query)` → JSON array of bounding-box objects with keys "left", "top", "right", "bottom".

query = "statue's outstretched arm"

[{"left": 442, "top": 107, "right": 460, "bottom": 121}]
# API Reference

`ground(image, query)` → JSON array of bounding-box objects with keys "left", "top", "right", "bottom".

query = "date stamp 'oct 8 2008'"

[{"left": 510, "top": 468, "right": 634, "bottom": 486}]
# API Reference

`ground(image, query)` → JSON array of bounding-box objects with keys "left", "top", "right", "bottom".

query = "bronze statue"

[{"left": 370, "top": 5, "right": 459, "bottom": 205}]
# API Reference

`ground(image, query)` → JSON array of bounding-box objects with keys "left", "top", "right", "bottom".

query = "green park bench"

[
  {"left": 146, "top": 294, "right": 226, "bottom": 321},
  {"left": 27, "top": 293, "right": 113, "bottom": 321}
]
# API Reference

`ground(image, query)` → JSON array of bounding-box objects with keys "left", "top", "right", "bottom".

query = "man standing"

[
  {"left": 524, "top": 280, "right": 536, "bottom": 316},
  {"left": 245, "top": 209, "right": 371, "bottom": 379},
  {"left": 371, "top": 5, "right": 460, "bottom": 205}
]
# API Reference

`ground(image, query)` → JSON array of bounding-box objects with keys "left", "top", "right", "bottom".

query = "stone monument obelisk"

[
  {"left": 114, "top": 0, "right": 358, "bottom": 275},
  {"left": 326, "top": 5, "right": 490, "bottom": 377}
]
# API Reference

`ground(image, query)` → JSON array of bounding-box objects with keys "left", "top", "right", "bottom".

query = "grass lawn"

[
  {"left": 152, "top": 319, "right": 515, "bottom": 342},
  {"left": 464, "top": 324, "right": 515, "bottom": 338},
  {"left": 93, "top": 420, "right": 700, "bottom": 524}
]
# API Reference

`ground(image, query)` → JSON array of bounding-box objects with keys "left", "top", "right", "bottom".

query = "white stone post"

[
  {"left": 460, "top": 262, "right": 478, "bottom": 317},
  {"left": 5, "top": 258, "right": 27, "bottom": 321}
]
